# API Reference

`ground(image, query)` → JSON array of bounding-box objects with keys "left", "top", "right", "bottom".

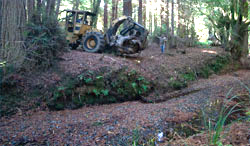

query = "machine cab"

[{"left": 65, "top": 10, "right": 96, "bottom": 43}]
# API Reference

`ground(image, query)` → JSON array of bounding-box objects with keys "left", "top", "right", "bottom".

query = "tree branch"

[
  {"left": 214, "top": 32, "right": 221, "bottom": 42},
  {"left": 196, "top": 7, "right": 217, "bottom": 28}
]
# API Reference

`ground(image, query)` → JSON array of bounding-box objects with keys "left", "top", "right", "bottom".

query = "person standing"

[{"left": 158, "top": 35, "right": 167, "bottom": 53}]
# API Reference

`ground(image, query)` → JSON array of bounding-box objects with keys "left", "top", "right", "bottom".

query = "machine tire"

[{"left": 82, "top": 32, "right": 105, "bottom": 53}]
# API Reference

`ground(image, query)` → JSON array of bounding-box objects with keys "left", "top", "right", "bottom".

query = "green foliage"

[
  {"left": 197, "top": 55, "right": 231, "bottom": 78},
  {"left": 152, "top": 26, "right": 164, "bottom": 38},
  {"left": 0, "top": 62, "right": 5, "bottom": 88},
  {"left": 92, "top": 121, "right": 104, "bottom": 126},
  {"left": 132, "top": 128, "right": 140, "bottom": 146},
  {"left": 197, "top": 0, "right": 249, "bottom": 57},
  {"left": 65, "top": 0, "right": 92, "bottom": 11},
  {"left": 168, "top": 77, "right": 187, "bottom": 90},
  {"left": 131, "top": 128, "right": 156, "bottom": 146},
  {"left": 199, "top": 65, "right": 213, "bottom": 78},
  {"left": 168, "top": 55, "right": 230, "bottom": 90},
  {"left": 91, "top": 0, "right": 101, "bottom": 28},
  {"left": 209, "top": 56, "right": 229, "bottom": 73},
  {"left": 181, "top": 71, "right": 196, "bottom": 81},
  {"left": 201, "top": 89, "right": 242, "bottom": 145},
  {"left": 48, "top": 68, "right": 152, "bottom": 110},
  {"left": 25, "top": 13, "right": 67, "bottom": 69},
  {"left": 168, "top": 71, "right": 196, "bottom": 90},
  {"left": 196, "top": 41, "right": 213, "bottom": 48},
  {"left": 0, "top": 63, "right": 20, "bottom": 92}
]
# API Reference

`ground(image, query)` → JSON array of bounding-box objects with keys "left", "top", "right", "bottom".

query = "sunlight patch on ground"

[{"left": 202, "top": 49, "right": 217, "bottom": 54}]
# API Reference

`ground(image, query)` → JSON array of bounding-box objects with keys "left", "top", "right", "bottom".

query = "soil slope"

[
  {"left": 1, "top": 70, "right": 250, "bottom": 145},
  {"left": 1, "top": 46, "right": 249, "bottom": 146}
]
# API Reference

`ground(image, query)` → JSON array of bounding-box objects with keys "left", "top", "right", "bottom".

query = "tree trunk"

[
  {"left": 36, "top": 0, "right": 42, "bottom": 24},
  {"left": 150, "top": 11, "right": 152, "bottom": 34},
  {"left": 56, "top": 0, "right": 61, "bottom": 18},
  {"left": 1, "top": 0, "right": 26, "bottom": 55},
  {"left": 177, "top": 0, "right": 180, "bottom": 36},
  {"left": 154, "top": 0, "right": 157, "bottom": 31},
  {"left": 46, "top": 0, "right": 51, "bottom": 16},
  {"left": 166, "top": 0, "right": 169, "bottom": 35},
  {"left": 27, "top": 0, "right": 35, "bottom": 22},
  {"left": 230, "top": 0, "right": 249, "bottom": 60},
  {"left": 160, "top": 0, "right": 164, "bottom": 33},
  {"left": 0, "top": 0, "right": 2, "bottom": 41},
  {"left": 112, "top": 0, "right": 116, "bottom": 20},
  {"left": 111, "top": 0, "right": 119, "bottom": 20},
  {"left": 143, "top": 0, "right": 146, "bottom": 27},
  {"left": 171, "top": 0, "right": 174, "bottom": 47},
  {"left": 73, "top": 0, "right": 80, "bottom": 10},
  {"left": 241, "top": 0, "right": 248, "bottom": 58},
  {"left": 171, "top": 0, "right": 174, "bottom": 36},
  {"left": 104, "top": 0, "right": 108, "bottom": 31},
  {"left": 154, "top": 13, "right": 157, "bottom": 31},
  {"left": 138, "top": 0, "right": 142, "bottom": 24},
  {"left": 92, "top": 0, "right": 101, "bottom": 28},
  {"left": 48, "top": 0, "right": 56, "bottom": 15},
  {"left": 115, "top": 0, "right": 118, "bottom": 18},
  {"left": 123, "top": 0, "right": 132, "bottom": 16}
]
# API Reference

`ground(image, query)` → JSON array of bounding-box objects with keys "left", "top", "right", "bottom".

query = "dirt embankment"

[
  {"left": 1, "top": 45, "right": 226, "bottom": 117},
  {"left": 1, "top": 70, "right": 250, "bottom": 145},
  {"left": 59, "top": 45, "right": 225, "bottom": 85},
  {"left": 2, "top": 45, "right": 250, "bottom": 145},
  {"left": 17, "top": 45, "right": 226, "bottom": 107}
]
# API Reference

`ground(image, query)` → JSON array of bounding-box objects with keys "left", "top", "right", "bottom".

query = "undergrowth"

[
  {"left": 48, "top": 67, "right": 153, "bottom": 110},
  {"left": 197, "top": 55, "right": 232, "bottom": 78},
  {"left": 25, "top": 15, "right": 67, "bottom": 69},
  {"left": 168, "top": 54, "right": 232, "bottom": 90},
  {"left": 0, "top": 12, "right": 68, "bottom": 116},
  {"left": 121, "top": 84, "right": 250, "bottom": 146},
  {"left": 201, "top": 89, "right": 242, "bottom": 145}
]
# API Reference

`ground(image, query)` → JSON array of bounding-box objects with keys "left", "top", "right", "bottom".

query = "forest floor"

[
  {"left": 1, "top": 45, "right": 250, "bottom": 145},
  {"left": 20, "top": 44, "right": 224, "bottom": 89}
]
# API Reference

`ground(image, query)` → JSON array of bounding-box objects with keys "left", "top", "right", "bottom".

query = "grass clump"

[
  {"left": 200, "top": 87, "right": 249, "bottom": 146},
  {"left": 181, "top": 71, "right": 196, "bottom": 81},
  {"left": 168, "top": 77, "right": 187, "bottom": 90},
  {"left": 168, "top": 69, "right": 195, "bottom": 90}
]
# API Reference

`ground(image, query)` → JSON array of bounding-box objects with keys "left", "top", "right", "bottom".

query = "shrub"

[
  {"left": 199, "top": 65, "right": 213, "bottom": 78},
  {"left": 181, "top": 71, "right": 196, "bottom": 81},
  {"left": 168, "top": 77, "right": 187, "bottom": 90},
  {"left": 168, "top": 55, "right": 231, "bottom": 90},
  {"left": 25, "top": 14, "right": 67, "bottom": 69},
  {"left": 197, "top": 55, "right": 231, "bottom": 78},
  {"left": 48, "top": 68, "right": 153, "bottom": 110},
  {"left": 196, "top": 41, "right": 213, "bottom": 48},
  {"left": 0, "top": 12, "right": 68, "bottom": 116}
]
